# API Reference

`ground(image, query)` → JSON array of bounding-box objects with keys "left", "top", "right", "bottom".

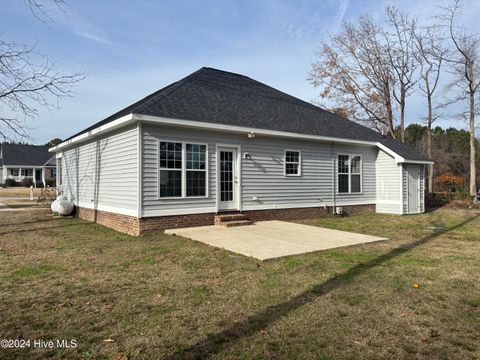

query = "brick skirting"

[
  {"left": 75, "top": 204, "right": 375, "bottom": 236},
  {"left": 139, "top": 212, "right": 216, "bottom": 232},
  {"left": 76, "top": 207, "right": 141, "bottom": 236}
]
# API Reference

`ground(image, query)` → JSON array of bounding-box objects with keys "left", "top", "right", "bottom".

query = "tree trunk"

[
  {"left": 469, "top": 91, "right": 477, "bottom": 196},
  {"left": 385, "top": 82, "right": 395, "bottom": 137},
  {"left": 427, "top": 95, "right": 434, "bottom": 193},
  {"left": 400, "top": 92, "right": 405, "bottom": 143}
]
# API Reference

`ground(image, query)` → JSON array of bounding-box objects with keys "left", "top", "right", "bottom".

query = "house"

[
  {"left": 49, "top": 67, "right": 433, "bottom": 236},
  {"left": 0, "top": 143, "right": 56, "bottom": 187}
]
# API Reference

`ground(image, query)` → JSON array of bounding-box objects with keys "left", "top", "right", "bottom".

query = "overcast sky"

[{"left": 2, "top": 0, "right": 479, "bottom": 144}]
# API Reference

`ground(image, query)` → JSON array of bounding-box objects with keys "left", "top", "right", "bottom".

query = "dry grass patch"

[
  {"left": 0, "top": 188, "right": 45, "bottom": 197},
  {"left": 0, "top": 208, "right": 479, "bottom": 359}
]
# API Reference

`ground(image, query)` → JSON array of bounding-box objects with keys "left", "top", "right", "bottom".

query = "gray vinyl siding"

[
  {"left": 375, "top": 149, "right": 402, "bottom": 214},
  {"left": 142, "top": 124, "right": 376, "bottom": 217},
  {"left": 402, "top": 166, "right": 408, "bottom": 214},
  {"left": 333, "top": 143, "right": 376, "bottom": 206},
  {"left": 61, "top": 125, "right": 138, "bottom": 215},
  {"left": 142, "top": 127, "right": 217, "bottom": 215}
]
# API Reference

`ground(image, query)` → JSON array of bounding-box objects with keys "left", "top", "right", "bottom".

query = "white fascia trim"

[
  {"left": 43, "top": 155, "right": 57, "bottom": 166},
  {"left": 49, "top": 114, "right": 135, "bottom": 152},
  {"left": 137, "top": 115, "right": 434, "bottom": 164},
  {"left": 50, "top": 112, "right": 433, "bottom": 165},
  {"left": 401, "top": 159, "right": 435, "bottom": 165},
  {"left": 76, "top": 201, "right": 138, "bottom": 217},
  {"left": 376, "top": 143, "right": 404, "bottom": 162},
  {"left": 135, "top": 114, "right": 378, "bottom": 146}
]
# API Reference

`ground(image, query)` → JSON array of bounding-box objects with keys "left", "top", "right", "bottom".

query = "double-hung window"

[
  {"left": 159, "top": 142, "right": 182, "bottom": 198},
  {"left": 338, "top": 154, "right": 362, "bottom": 194},
  {"left": 186, "top": 144, "right": 206, "bottom": 197},
  {"left": 285, "top": 150, "right": 301, "bottom": 176},
  {"left": 159, "top": 141, "right": 207, "bottom": 198}
]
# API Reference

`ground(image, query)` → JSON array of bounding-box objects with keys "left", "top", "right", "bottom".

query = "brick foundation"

[
  {"left": 243, "top": 204, "right": 375, "bottom": 222},
  {"left": 76, "top": 207, "right": 141, "bottom": 236},
  {"left": 139, "top": 212, "right": 216, "bottom": 232},
  {"left": 75, "top": 204, "right": 375, "bottom": 236}
]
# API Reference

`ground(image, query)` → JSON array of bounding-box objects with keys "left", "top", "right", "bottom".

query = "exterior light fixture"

[{"left": 248, "top": 131, "right": 256, "bottom": 138}]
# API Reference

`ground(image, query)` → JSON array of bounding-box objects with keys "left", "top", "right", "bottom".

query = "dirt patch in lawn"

[
  {"left": 0, "top": 198, "right": 50, "bottom": 210},
  {"left": 0, "top": 209, "right": 479, "bottom": 359}
]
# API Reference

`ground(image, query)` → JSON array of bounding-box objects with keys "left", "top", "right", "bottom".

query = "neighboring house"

[
  {"left": 50, "top": 67, "right": 433, "bottom": 236},
  {"left": 0, "top": 143, "right": 56, "bottom": 187}
]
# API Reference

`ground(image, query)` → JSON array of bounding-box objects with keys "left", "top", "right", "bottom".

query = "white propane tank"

[{"left": 51, "top": 195, "right": 74, "bottom": 216}]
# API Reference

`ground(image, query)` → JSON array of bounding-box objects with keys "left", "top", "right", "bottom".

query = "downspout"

[{"left": 331, "top": 142, "right": 336, "bottom": 214}]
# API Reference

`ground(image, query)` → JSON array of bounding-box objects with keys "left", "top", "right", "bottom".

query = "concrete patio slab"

[{"left": 165, "top": 220, "right": 388, "bottom": 260}]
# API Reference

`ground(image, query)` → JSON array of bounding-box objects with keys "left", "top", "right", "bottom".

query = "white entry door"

[
  {"left": 407, "top": 165, "right": 421, "bottom": 214},
  {"left": 218, "top": 147, "right": 239, "bottom": 211}
]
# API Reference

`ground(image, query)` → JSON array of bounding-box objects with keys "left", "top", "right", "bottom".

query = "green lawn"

[{"left": 0, "top": 208, "right": 479, "bottom": 359}]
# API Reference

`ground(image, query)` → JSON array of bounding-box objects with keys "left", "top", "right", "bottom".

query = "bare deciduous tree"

[
  {"left": 439, "top": 0, "right": 480, "bottom": 196},
  {"left": 384, "top": 6, "right": 418, "bottom": 142},
  {"left": 0, "top": 0, "right": 85, "bottom": 141},
  {"left": 24, "top": 0, "right": 67, "bottom": 22},
  {"left": 414, "top": 25, "right": 446, "bottom": 193},
  {"left": 309, "top": 16, "right": 396, "bottom": 136},
  {"left": 0, "top": 41, "right": 85, "bottom": 140}
]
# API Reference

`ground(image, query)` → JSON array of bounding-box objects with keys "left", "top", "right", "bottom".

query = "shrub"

[
  {"left": 434, "top": 172, "right": 465, "bottom": 200},
  {"left": 21, "top": 177, "right": 34, "bottom": 187},
  {"left": 5, "top": 178, "right": 16, "bottom": 187},
  {"left": 45, "top": 178, "right": 56, "bottom": 187}
]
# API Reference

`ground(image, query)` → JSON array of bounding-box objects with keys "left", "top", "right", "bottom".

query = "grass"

[{"left": 0, "top": 208, "right": 479, "bottom": 359}]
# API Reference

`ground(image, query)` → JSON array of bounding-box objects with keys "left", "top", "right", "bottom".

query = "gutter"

[
  {"left": 49, "top": 114, "right": 135, "bottom": 152},
  {"left": 48, "top": 113, "right": 434, "bottom": 165}
]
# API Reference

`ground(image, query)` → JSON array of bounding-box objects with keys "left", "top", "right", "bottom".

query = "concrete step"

[
  {"left": 217, "top": 220, "right": 254, "bottom": 228},
  {"left": 214, "top": 213, "right": 248, "bottom": 223}
]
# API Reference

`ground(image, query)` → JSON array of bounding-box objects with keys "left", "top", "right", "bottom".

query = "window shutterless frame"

[
  {"left": 284, "top": 149, "right": 302, "bottom": 176},
  {"left": 336, "top": 153, "right": 363, "bottom": 194},
  {"left": 157, "top": 140, "right": 209, "bottom": 200}
]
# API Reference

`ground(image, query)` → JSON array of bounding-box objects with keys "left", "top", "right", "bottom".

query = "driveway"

[{"left": 165, "top": 220, "right": 388, "bottom": 260}]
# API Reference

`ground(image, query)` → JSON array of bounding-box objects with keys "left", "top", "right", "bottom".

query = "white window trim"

[
  {"left": 284, "top": 149, "right": 302, "bottom": 177},
  {"left": 185, "top": 143, "right": 209, "bottom": 198},
  {"left": 157, "top": 140, "right": 209, "bottom": 200},
  {"left": 336, "top": 153, "right": 363, "bottom": 195}
]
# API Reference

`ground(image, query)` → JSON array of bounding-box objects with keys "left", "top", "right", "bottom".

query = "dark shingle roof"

[
  {"left": 64, "top": 67, "right": 432, "bottom": 162},
  {"left": 1, "top": 144, "right": 52, "bottom": 166}
]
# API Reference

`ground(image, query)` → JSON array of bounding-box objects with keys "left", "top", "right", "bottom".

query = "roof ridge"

[
  {"left": 200, "top": 67, "right": 253, "bottom": 79},
  {"left": 133, "top": 67, "right": 207, "bottom": 114}
]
